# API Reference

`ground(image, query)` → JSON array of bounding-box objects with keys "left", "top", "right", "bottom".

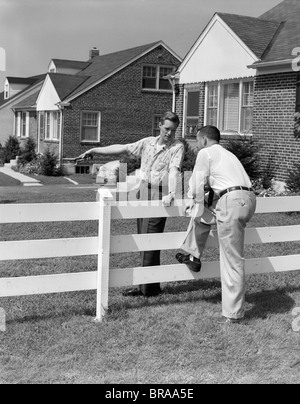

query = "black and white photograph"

[{"left": 1, "top": 0, "right": 300, "bottom": 386}]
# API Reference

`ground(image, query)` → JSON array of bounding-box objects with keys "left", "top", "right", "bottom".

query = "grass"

[
  {"left": 0, "top": 172, "right": 21, "bottom": 187},
  {"left": 1, "top": 187, "right": 300, "bottom": 384}
]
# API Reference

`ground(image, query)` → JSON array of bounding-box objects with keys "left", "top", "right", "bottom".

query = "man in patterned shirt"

[{"left": 76, "top": 111, "right": 185, "bottom": 297}]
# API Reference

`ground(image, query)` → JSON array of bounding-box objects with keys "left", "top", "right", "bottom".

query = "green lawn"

[
  {"left": 1, "top": 187, "right": 300, "bottom": 384},
  {"left": 0, "top": 172, "right": 21, "bottom": 187}
]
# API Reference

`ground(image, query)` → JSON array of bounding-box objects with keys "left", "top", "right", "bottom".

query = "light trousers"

[{"left": 181, "top": 190, "right": 257, "bottom": 319}]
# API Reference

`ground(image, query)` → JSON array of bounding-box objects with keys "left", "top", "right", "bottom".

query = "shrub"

[
  {"left": 3, "top": 136, "right": 22, "bottom": 163},
  {"left": 0, "top": 143, "right": 4, "bottom": 165},
  {"left": 40, "top": 148, "right": 61, "bottom": 176},
  {"left": 294, "top": 112, "right": 300, "bottom": 139},
  {"left": 286, "top": 161, "right": 300, "bottom": 193},
  {"left": 180, "top": 139, "right": 197, "bottom": 173},
  {"left": 18, "top": 137, "right": 37, "bottom": 165},
  {"left": 225, "top": 138, "right": 261, "bottom": 181}
]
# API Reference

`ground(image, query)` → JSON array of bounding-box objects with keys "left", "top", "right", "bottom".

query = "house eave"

[{"left": 248, "top": 58, "right": 294, "bottom": 69}]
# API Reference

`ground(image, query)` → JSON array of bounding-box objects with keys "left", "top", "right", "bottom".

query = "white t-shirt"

[{"left": 188, "top": 144, "right": 252, "bottom": 198}]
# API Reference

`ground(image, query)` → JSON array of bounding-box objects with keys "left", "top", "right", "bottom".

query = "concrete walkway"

[{"left": 0, "top": 165, "right": 42, "bottom": 186}]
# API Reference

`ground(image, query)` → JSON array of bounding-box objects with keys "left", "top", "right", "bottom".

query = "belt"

[{"left": 219, "top": 186, "right": 254, "bottom": 198}]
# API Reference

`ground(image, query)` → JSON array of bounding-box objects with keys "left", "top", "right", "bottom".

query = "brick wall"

[
  {"left": 175, "top": 83, "right": 205, "bottom": 139},
  {"left": 62, "top": 46, "right": 180, "bottom": 163},
  {"left": 253, "top": 72, "right": 299, "bottom": 182}
]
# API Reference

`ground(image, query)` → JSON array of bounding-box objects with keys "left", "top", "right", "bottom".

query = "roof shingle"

[
  {"left": 217, "top": 12, "right": 282, "bottom": 59},
  {"left": 259, "top": 0, "right": 300, "bottom": 62}
]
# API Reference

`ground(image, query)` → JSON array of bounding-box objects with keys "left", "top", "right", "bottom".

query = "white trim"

[
  {"left": 178, "top": 13, "right": 258, "bottom": 75},
  {"left": 80, "top": 110, "right": 101, "bottom": 143},
  {"left": 64, "top": 41, "right": 182, "bottom": 103},
  {"left": 0, "top": 80, "right": 43, "bottom": 111},
  {"left": 204, "top": 78, "right": 254, "bottom": 135}
]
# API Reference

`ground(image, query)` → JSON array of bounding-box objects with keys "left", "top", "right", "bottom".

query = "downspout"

[
  {"left": 56, "top": 102, "right": 70, "bottom": 166},
  {"left": 165, "top": 73, "right": 178, "bottom": 113}
]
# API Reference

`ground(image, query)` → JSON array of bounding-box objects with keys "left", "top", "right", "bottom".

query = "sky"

[{"left": 0, "top": 0, "right": 283, "bottom": 80}]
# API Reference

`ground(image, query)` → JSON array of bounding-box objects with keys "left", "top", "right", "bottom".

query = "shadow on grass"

[
  {"left": 109, "top": 280, "right": 298, "bottom": 322},
  {"left": 245, "top": 290, "right": 295, "bottom": 320}
]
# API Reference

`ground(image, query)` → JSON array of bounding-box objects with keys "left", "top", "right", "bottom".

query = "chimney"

[{"left": 89, "top": 47, "right": 100, "bottom": 59}]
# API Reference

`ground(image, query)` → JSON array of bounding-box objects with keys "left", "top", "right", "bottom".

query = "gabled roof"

[
  {"left": 48, "top": 73, "right": 89, "bottom": 100},
  {"left": 217, "top": 13, "right": 282, "bottom": 59},
  {"left": 0, "top": 74, "right": 46, "bottom": 110},
  {"left": 6, "top": 76, "right": 38, "bottom": 85},
  {"left": 51, "top": 59, "right": 91, "bottom": 70},
  {"left": 12, "top": 90, "right": 41, "bottom": 110},
  {"left": 257, "top": 0, "right": 300, "bottom": 63},
  {"left": 64, "top": 41, "right": 181, "bottom": 101}
]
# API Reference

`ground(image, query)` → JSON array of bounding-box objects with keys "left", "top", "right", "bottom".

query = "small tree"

[
  {"left": 19, "top": 137, "right": 37, "bottom": 165},
  {"left": 286, "top": 161, "right": 300, "bottom": 193},
  {"left": 180, "top": 139, "right": 197, "bottom": 173},
  {"left": 3, "top": 136, "right": 22, "bottom": 163},
  {"left": 294, "top": 112, "right": 300, "bottom": 139},
  {"left": 40, "top": 148, "right": 60, "bottom": 176},
  {"left": 0, "top": 143, "right": 4, "bottom": 165},
  {"left": 225, "top": 138, "right": 261, "bottom": 181}
]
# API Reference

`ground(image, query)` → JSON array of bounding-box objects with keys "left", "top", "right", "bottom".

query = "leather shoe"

[
  {"left": 122, "top": 288, "right": 144, "bottom": 297},
  {"left": 122, "top": 288, "right": 162, "bottom": 297},
  {"left": 176, "top": 253, "right": 201, "bottom": 273},
  {"left": 224, "top": 317, "right": 244, "bottom": 324}
]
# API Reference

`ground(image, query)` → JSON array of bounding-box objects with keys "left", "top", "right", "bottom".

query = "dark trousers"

[{"left": 137, "top": 182, "right": 167, "bottom": 296}]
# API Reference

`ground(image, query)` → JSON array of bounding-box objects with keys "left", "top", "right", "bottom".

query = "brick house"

[
  {"left": 172, "top": 0, "right": 300, "bottom": 182},
  {"left": 0, "top": 75, "right": 45, "bottom": 148},
  {"left": 36, "top": 41, "right": 181, "bottom": 173},
  {"left": 0, "top": 41, "right": 181, "bottom": 172}
]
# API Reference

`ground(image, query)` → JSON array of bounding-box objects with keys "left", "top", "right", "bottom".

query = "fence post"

[{"left": 95, "top": 188, "right": 114, "bottom": 322}]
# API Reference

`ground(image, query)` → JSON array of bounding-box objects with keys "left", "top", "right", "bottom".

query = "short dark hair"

[
  {"left": 197, "top": 125, "right": 220, "bottom": 142},
  {"left": 160, "top": 111, "right": 180, "bottom": 127}
]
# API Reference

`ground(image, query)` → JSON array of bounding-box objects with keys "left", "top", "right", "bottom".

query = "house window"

[
  {"left": 4, "top": 84, "right": 9, "bottom": 99},
  {"left": 206, "top": 80, "right": 254, "bottom": 134},
  {"left": 207, "top": 84, "right": 218, "bottom": 126},
  {"left": 41, "top": 111, "right": 61, "bottom": 141},
  {"left": 142, "top": 65, "right": 174, "bottom": 91},
  {"left": 153, "top": 115, "right": 162, "bottom": 137},
  {"left": 39, "top": 112, "right": 45, "bottom": 140},
  {"left": 185, "top": 88, "right": 200, "bottom": 139},
  {"left": 15, "top": 111, "right": 29, "bottom": 138},
  {"left": 241, "top": 82, "right": 254, "bottom": 133},
  {"left": 81, "top": 111, "right": 100, "bottom": 142}
]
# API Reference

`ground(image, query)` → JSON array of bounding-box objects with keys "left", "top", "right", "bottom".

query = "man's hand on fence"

[
  {"left": 183, "top": 198, "right": 196, "bottom": 217},
  {"left": 162, "top": 193, "right": 175, "bottom": 207}
]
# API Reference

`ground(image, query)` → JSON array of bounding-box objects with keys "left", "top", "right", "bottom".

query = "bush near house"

[
  {"left": 294, "top": 112, "right": 300, "bottom": 139},
  {"left": 0, "top": 143, "right": 4, "bottom": 166},
  {"left": 18, "top": 138, "right": 37, "bottom": 165},
  {"left": 286, "top": 162, "right": 300, "bottom": 193},
  {"left": 224, "top": 138, "right": 261, "bottom": 181},
  {"left": 180, "top": 139, "right": 197, "bottom": 173},
  {"left": 2, "top": 136, "right": 22, "bottom": 163}
]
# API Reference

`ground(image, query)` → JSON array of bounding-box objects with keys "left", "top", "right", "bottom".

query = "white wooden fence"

[{"left": 1, "top": 189, "right": 300, "bottom": 322}]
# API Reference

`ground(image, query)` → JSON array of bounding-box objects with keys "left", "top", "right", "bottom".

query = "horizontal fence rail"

[
  {"left": 2, "top": 224, "right": 300, "bottom": 261},
  {"left": 1, "top": 190, "right": 300, "bottom": 321}
]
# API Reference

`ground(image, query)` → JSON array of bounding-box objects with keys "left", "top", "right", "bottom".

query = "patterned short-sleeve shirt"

[{"left": 126, "top": 136, "right": 185, "bottom": 186}]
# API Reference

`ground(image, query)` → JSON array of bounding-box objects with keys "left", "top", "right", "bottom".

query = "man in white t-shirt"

[{"left": 176, "top": 125, "right": 256, "bottom": 323}]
